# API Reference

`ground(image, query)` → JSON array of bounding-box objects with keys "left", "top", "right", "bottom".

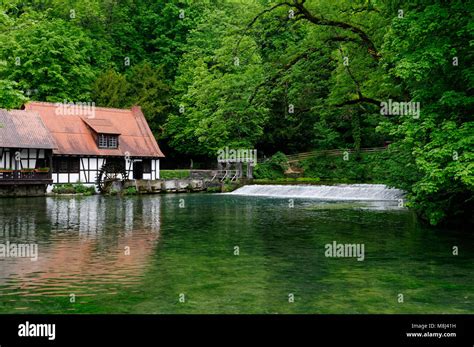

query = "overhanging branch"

[
  {"left": 236, "top": 1, "right": 380, "bottom": 61},
  {"left": 248, "top": 47, "right": 317, "bottom": 104},
  {"left": 335, "top": 97, "right": 381, "bottom": 107}
]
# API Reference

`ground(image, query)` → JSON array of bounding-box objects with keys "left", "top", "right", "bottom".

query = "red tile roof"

[
  {"left": 24, "top": 102, "right": 164, "bottom": 158},
  {"left": 82, "top": 118, "right": 121, "bottom": 135},
  {"left": 0, "top": 109, "right": 57, "bottom": 149}
]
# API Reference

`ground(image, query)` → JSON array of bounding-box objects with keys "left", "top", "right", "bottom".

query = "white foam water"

[{"left": 228, "top": 184, "right": 405, "bottom": 201}]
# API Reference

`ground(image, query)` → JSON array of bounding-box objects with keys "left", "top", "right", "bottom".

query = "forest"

[{"left": 0, "top": 0, "right": 472, "bottom": 226}]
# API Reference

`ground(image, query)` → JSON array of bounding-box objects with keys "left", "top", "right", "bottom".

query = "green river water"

[{"left": 0, "top": 194, "right": 472, "bottom": 313}]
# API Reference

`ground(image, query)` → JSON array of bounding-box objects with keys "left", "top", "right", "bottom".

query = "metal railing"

[{"left": 210, "top": 170, "right": 239, "bottom": 182}]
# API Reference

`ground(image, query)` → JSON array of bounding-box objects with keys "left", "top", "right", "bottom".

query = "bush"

[
  {"left": 299, "top": 151, "right": 403, "bottom": 184},
  {"left": 52, "top": 183, "right": 95, "bottom": 195},
  {"left": 124, "top": 186, "right": 138, "bottom": 195},
  {"left": 73, "top": 183, "right": 95, "bottom": 195},
  {"left": 206, "top": 186, "right": 221, "bottom": 193},
  {"left": 253, "top": 152, "right": 289, "bottom": 179},
  {"left": 52, "top": 184, "right": 75, "bottom": 194},
  {"left": 300, "top": 154, "right": 360, "bottom": 181},
  {"left": 221, "top": 183, "right": 239, "bottom": 192}
]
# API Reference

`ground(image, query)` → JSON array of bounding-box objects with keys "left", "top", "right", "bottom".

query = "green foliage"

[
  {"left": 124, "top": 186, "right": 138, "bottom": 195},
  {"left": 91, "top": 62, "right": 170, "bottom": 135},
  {"left": 378, "top": 0, "right": 474, "bottom": 225},
  {"left": 160, "top": 170, "right": 190, "bottom": 179},
  {"left": 0, "top": 79, "right": 27, "bottom": 109},
  {"left": 73, "top": 183, "right": 95, "bottom": 195},
  {"left": 108, "top": 188, "right": 120, "bottom": 196},
  {"left": 0, "top": 17, "right": 100, "bottom": 101},
  {"left": 254, "top": 152, "right": 289, "bottom": 179},
  {"left": 221, "top": 183, "right": 239, "bottom": 193},
  {"left": 164, "top": 3, "right": 269, "bottom": 156},
  {"left": 52, "top": 183, "right": 95, "bottom": 195},
  {"left": 92, "top": 70, "right": 129, "bottom": 108},
  {"left": 298, "top": 150, "right": 412, "bottom": 184},
  {"left": 126, "top": 62, "right": 170, "bottom": 132},
  {"left": 301, "top": 154, "right": 362, "bottom": 182},
  {"left": 52, "top": 184, "right": 75, "bottom": 194},
  {"left": 206, "top": 186, "right": 221, "bottom": 193}
]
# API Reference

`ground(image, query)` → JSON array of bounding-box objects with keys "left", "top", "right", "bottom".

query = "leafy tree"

[
  {"left": 126, "top": 62, "right": 170, "bottom": 134},
  {"left": 379, "top": 0, "right": 474, "bottom": 225},
  {"left": 0, "top": 17, "right": 99, "bottom": 101},
  {"left": 0, "top": 79, "right": 27, "bottom": 109},
  {"left": 165, "top": 3, "right": 269, "bottom": 156},
  {"left": 92, "top": 69, "right": 129, "bottom": 108}
]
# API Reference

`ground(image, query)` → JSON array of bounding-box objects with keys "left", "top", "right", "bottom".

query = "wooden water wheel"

[{"left": 95, "top": 161, "right": 128, "bottom": 193}]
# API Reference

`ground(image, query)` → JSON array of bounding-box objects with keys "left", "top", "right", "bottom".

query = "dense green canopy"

[{"left": 0, "top": 0, "right": 472, "bottom": 226}]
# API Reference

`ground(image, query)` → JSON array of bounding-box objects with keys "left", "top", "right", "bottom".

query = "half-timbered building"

[
  {"left": 0, "top": 109, "right": 56, "bottom": 195},
  {"left": 0, "top": 102, "right": 164, "bottom": 194}
]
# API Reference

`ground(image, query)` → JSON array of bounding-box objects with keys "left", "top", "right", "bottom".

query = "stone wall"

[
  {"left": 190, "top": 170, "right": 217, "bottom": 180},
  {"left": 121, "top": 179, "right": 214, "bottom": 194},
  {"left": 0, "top": 184, "right": 47, "bottom": 197}
]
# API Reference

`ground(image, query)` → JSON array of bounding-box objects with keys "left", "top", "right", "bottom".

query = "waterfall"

[{"left": 229, "top": 184, "right": 405, "bottom": 201}]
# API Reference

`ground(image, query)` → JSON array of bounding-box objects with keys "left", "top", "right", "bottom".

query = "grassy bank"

[
  {"left": 254, "top": 151, "right": 397, "bottom": 184},
  {"left": 160, "top": 170, "right": 190, "bottom": 179}
]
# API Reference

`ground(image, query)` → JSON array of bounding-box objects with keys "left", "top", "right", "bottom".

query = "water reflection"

[
  {"left": 0, "top": 196, "right": 161, "bottom": 302},
  {"left": 0, "top": 194, "right": 471, "bottom": 313}
]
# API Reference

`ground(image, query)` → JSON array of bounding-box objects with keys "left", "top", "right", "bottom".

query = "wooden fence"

[{"left": 285, "top": 147, "right": 387, "bottom": 163}]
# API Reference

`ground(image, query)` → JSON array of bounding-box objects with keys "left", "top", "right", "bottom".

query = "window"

[
  {"left": 106, "top": 158, "right": 125, "bottom": 171},
  {"left": 70, "top": 158, "right": 80, "bottom": 173},
  {"left": 108, "top": 136, "right": 118, "bottom": 148},
  {"left": 142, "top": 159, "right": 152, "bottom": 173},
  {"left": 59, "top": 160, "right": 68, "bottom": 173},
  {"left": 98, "top": 134, "right": 108, "bottom": 148},
  {"left": 53, "top": 157, "right": 80, "bottom": 173},
  {"left": 98, "top": 134, "right": 119, "bottom": 149}
]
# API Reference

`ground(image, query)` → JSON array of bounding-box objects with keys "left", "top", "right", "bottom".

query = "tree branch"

[
  {"left": 292, "top": 1, "right": 380, "bottom": 60},
  {"left": 335, "top": 96, "right": 381, "bottom": 107},
  {"left": 240, "top": 1, "right": 382, "bottom": 108},
  {"left": 234, "top": 2, "right": 292, "bottom": 57},
  {"left": 332, "top": 38, "right": 380, "bottom": 108},
  {"left": 248, "top": 47, "right": 317, "bottom": 104},
  {"left": 236, "top": 1, "right": 380, "bottom": 60}
]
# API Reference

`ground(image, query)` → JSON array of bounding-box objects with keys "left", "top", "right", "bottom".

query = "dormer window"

[
  {"left": 81, "top": 118, "right": 121, "bottom": 149},
  {"left": 98, "top": 134, "right": 118, "bottom": 149}
]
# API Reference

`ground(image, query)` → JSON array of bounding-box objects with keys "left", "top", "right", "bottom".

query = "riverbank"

[
  {"left": 254, "top": 151, "right": 473, "bottom": 227},
  {"left": 48, "top": 178, "right": 243, "bottom": 196}
]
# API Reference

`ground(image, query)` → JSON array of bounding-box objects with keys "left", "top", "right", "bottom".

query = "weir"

[{"left": 229, "top": 184, "right": 405, "bottom": 201}]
